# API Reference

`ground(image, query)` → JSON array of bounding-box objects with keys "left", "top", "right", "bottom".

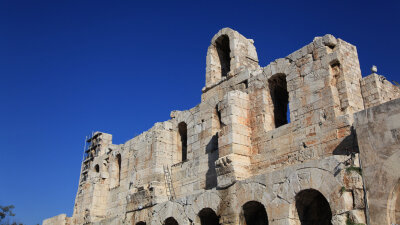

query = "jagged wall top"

[{"left": 205, "top": 28, "right": 259, "bottom": 90}]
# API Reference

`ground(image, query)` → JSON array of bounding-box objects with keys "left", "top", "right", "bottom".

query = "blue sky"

[{"left": 0, "top": 0, "right": 399, "bottom": 224}]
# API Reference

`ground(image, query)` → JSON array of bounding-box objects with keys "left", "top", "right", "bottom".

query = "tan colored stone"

[{"left": 44, "top": 28, "right": 400, "bottom": 225}]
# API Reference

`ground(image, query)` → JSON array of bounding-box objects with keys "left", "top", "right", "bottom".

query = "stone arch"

[
  {"left": 258, "top": 58, "right": 293, "bottom": 132},
  {"left": 150, "top": 201, "right": 190, "bottom": 225},
  {"left": 164, "top": 217, "right": 178, "bottom": 225},
  {"left": 198, "top": 208, "right": 220, "bottom": 225},
  {"left": 94, "top": 164, "right": 100, "bottom": 173},
  {"left": 215, "top": 35, "right": 231, "bottom": 79},
  {"left": 235, "top": 182, "right": 273, "bottom": 213},
  {"left": 205, "top": 28, "right": 258, "bottom": 89},
  {"left": 294, "top": 189, "right": 332, "bottom": 225},
  {"left": 233, "top": 182, "right": 274, "bottom": 225},
  {"left": 171, "top": 110, "right": 195, "bottom": 163},
  {"left": 268, "top": 73, "right": 289, "bottom": 128},
  {"left": 178, "top": 122, "right": 188, "bottom": 162},
  {"left": 388, "top": 179, "right": 400, "bottom": 224},
  {"left": 189, "top": 191, "right": 222, "bottom": 224},
  {"left": 240, "top": 201, "right": 269, "bottom": 225},
  {"left": 281, "top": 166, "right": 345, "bottom": 223}
]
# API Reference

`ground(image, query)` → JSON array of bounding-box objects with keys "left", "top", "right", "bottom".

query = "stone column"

[{"left": 216, "top": 90, "right": 252, "bottom": 188}]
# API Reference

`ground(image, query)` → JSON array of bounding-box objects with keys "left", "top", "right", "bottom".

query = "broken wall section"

[
  {"left": 124, "top": 121, "right": 176, "bottom": 212},
  {"left": 72, "top": 132, "right": 114, "bottom": 224},
  {"left": 43, "top": 214, "right": 70, "bottom": 225},
  {"left": 361, "top": 72, "right": 400, "bottom": 108}
]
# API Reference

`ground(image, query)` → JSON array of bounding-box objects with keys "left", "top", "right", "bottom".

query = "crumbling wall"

[
  {"left": 43, "top": 214, "right": 70, "bottom": 225},
  {"left": 361, "top": 73, "right": 400, "bottom": 108},
  {"left": 44, "top": 28, "right": 400, "bottom": 225}
]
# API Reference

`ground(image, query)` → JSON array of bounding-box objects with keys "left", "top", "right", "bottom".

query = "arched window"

[
  {"left": 164, "top": 217, "right": 179, "bottom": 225},
  {"left": 268, "top": 74, "right": 289, "bottom": 128},
  {"left": 241, "top": 201, "right": 268, "bottom": 225},
  {"left": 116, "top": 154, "right": 121, "bottom": 182},
  {"left": 215, "top": 35, "right": 231, "bottom": 78},
  {"left": 198, "top": 208, "right": 220, "bottom": 225},
  {"left": 94, "top": 164, "right": 100, "bottom": 173},
  {"left": 178, "top": 122, "right": 187, "bottom": 161},
  {"left": 295, "top": 189, "right": 332, "bottom": 225}
]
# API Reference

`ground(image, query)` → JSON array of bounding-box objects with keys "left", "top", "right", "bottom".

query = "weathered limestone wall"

[
  {"left": 43, "top": 214, "right": 70, "bottom": 225},
  {"left": 43, "top": 28, "right": 400, "bottom": 225},
  {"left": 247, "top": 34, "right": 364, "bottom": 178},
  {"left": 360, "top": 73, "right": 400, "bottom": 108},
  {"left": 354, "top": 98, "right": 400, "bottom": 225}
]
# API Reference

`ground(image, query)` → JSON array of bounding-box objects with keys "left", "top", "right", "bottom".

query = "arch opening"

[
  {"left": 164, "top": 217, "right": 179, "bottom": 225},
  {"left": 241, "top": 201, "right": 268, "bottom": 225},
  {"left": 178, "top": 122, "right": 187, "bottom": 161},
  {"left": 295, "top": 189, "right": 332, "bottom": 225},
  {"left": 136, "top": 222, "right": 146, "bottom": 225},
  {"left": 198, "top": 208, "right": 220, "bottom": 225},
  {"left": 94, "top": 164, "right": 100, "bottom": 173},
  {"left": 215, "top": 35, "right": 231, "bottom": 78},
  {"left": 117, "top": 154, "right": 121, "bottom": 182},
  {"left": 268, "top": 74, "right": 289, "bottom": 128}
]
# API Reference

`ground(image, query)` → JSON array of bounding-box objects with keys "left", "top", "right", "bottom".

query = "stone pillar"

[
  {"left": 216, "top": 90, "right": 252, "bottom": 188},
  {"left": 331, "top": 38, "right": 364, "bottom": 115}
]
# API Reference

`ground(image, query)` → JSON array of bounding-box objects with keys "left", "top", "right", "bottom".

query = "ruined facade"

[{"left": 43, "top": 28, "right": 400, "bottom": 225}]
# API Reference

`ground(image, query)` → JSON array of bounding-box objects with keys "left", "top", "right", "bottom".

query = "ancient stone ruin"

[{"left": 43, "top": 28, "right": 400, "bottom": 225}]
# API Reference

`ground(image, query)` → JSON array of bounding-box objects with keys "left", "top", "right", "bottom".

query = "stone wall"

[
  {"left": 361, "top": 73, "right": 400, "bottom": 108},
  {"left": 43, "top": 28, "right": 400, "bottom": 225},
  {"left": 355, "top": 98, "right": 400, "bottom": 225},
  {"left": 43, "top": 214, "right": 70, "bottom": 225}
]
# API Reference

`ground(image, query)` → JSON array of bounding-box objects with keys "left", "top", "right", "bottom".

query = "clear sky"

[{"left": 0, "top": 0, "right": 399, "bottom": 224}]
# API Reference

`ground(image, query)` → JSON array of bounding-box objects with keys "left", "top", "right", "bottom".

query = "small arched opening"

[
  {"left": 215, "top": 35, "right": 231, "bottom": 78},
  {"left": 136, "top": 222, "right": 146, "bottom": 225},
  {"left": 198, "top": 208, "right": 220, "bottom": 225},
  {"left": 94, "top": 164, "right": 100, "bottom": 173},
  {"left": 116, "top": 154, "right": 121, "bottom": 182},
  {"left": 164, "top": 217, "right": 179, "bottom": 225},
  {"left": 178, "top": 122, "right": 187, "bottom": 161},
  {"left": 295, "top": 189, "right": 332, "bottom": 225},
  {"left": 241, "top": 201, "right": 268, "bottom": 225},
  {"left": 268, "top": 73, "right": 289, "bottom": 128}
]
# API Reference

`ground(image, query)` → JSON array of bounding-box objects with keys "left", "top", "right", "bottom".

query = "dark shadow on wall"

[
  {"left": 205, "top": 133, "right": 219, "bottom": 189},
  {"left": 332, "top": 126, "right": 359, "bottom": 156},
  {"left": 332, "top": 127, "right": 359, "bottom": 177}
]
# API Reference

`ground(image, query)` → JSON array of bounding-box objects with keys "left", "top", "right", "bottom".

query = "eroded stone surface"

[{"left": 43, "top": 28, "right": 400, "bottom": 225}]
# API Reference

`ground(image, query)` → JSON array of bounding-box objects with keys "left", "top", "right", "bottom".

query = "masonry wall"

[
  {"left": 354, "top": 98, "right": 400, "bottom": 225},
  {"left": 43, "top": 28, "right": 400, "bottom": 225}
]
